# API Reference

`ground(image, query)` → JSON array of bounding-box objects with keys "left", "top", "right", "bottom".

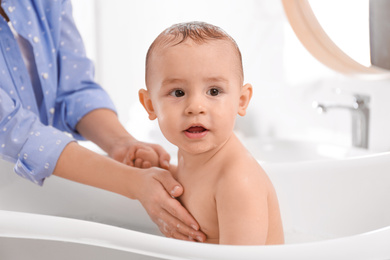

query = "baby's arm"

[{"left": 215, "top": 166, "right": 270, "bottom": 245}]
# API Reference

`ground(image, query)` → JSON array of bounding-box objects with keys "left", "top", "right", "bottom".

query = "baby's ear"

[
  {"left": 139, "top": 89, "right": 157, "bottom": 120},
  {"left": 238, "top": 83, "right": 253, "bottom": 116}
]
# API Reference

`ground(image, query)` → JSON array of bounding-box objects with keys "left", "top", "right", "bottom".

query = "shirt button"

[
  {"left": 42, "top": 73, "right": 49, "bottom": 79},
  {"left": 33, "top": 37, "right": 39, "bottom": 43},
  {"left": 49, "top": 108, "right": 55, "bottom": 114},
  {"left": 8, "top": 6, "right": 14, "bottom": 13}
]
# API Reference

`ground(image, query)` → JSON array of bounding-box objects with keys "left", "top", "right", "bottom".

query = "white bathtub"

[{"left": 1, "top": 151, "right": 390, "bottom": 259}]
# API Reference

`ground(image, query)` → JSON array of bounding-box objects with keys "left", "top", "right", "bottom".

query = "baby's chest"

[{"left": 179, "top": 181, "right": 219, "bottom": 239}]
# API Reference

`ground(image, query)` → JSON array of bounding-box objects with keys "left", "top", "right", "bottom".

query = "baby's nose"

[{"left": 184, "top": 98, "right": 206, "bottom": 115}]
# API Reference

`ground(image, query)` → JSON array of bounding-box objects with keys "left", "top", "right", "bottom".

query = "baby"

[{"left": 139, "top": 22, "right": 284, "bottom": 245}]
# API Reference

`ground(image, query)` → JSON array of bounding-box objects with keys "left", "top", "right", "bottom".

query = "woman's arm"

[
  {"left": 72, "top": 108, "right": 205, "bottom": 241},
  {"left": 53, "top": 141, "right": 205, "bottom": 242}
]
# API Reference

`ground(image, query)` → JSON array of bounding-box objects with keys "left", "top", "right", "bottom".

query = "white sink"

[{"left": 242, "top": 138, "right": 373, "bottom": 163}]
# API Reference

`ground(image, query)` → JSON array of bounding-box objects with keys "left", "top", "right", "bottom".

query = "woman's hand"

[
  {"left": 55, "top": 143, "right": 206, "bottom": 242},
  {"left": 130, "top": 166, "right": 206, "bottom": 242},
  {"left": 75, "top": 109, "right": 170, "bottom": 169},
  {"left": 74, "top": 109, "right": 204, "bottom": 240}
]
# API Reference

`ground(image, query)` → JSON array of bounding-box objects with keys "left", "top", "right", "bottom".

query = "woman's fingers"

[
  {"left": 138, "top": 167, "right": 206, "bottom": 242},
  {"left": 155, "top": 208, "right": 202, "bottom": 242},
  {"left": 153, "top": 171, "right": 206, "bottom": 241},
  {"left": 122, "top": 146, "right": 136, "bottom": 166},
  {"left": 159, "top": 197, "right": 206, "bottom": 242},
  {"left": 153, "top": 168, "right": 183, "bottom": 197},
  {"left": 135, "top": 167, "right": 206, "bottom": 242}
]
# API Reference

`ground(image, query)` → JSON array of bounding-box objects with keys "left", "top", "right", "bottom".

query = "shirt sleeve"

[
  {"left": 53, "top": 0, "right": 116, "bottom": 140},
  {"left": 0, "top": 88, "right": 75, "bottom": 185}
]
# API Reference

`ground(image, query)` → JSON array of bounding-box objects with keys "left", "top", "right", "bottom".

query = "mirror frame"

[{"left": 282, "top": 0, "right": 390, "bottom": 79}]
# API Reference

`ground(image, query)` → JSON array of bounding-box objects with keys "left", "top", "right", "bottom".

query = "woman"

[{"left": 0, "top": 0, "right": 205, "bottom": 242}]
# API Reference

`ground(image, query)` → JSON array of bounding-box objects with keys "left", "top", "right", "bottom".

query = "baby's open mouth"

[
  {"left": 185, "top": 126, "right": 207, "bottom": 133},
  {"left": 184, "top": 126, "right": 209, "bottom": 139}
]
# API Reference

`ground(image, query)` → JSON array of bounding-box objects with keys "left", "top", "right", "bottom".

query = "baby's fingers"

[
  {"left": 134, "top": 157, "right": 154, "bottom": 169},
  {"left": 134, "top": 158, "right": 143, "bottom": 168},
  {"left": 136, "top": 147, "right": 159, "bottom": 167},
  {"left": 142, "top": 161, "right": 152, "bottom": 168}
]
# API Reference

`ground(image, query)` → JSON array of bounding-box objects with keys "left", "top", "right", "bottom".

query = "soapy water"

[{"left": 158, "top": 218, "right": 169, "bottom": 234}]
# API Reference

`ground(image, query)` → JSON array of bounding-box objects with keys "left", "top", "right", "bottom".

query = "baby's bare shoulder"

[
  {"left": 214, "top": 135, "right": 273, "bottom": 194},
  {"left": 217, "top": 152, "right": 271, "bottom": 193}
]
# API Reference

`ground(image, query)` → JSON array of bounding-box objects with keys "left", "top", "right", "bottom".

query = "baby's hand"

[
  {"left": 133, "top": 146, "right": 159, "bottom": 168},
  {"left": 109, "top": 138, "right": 170, "bottom": 169}
]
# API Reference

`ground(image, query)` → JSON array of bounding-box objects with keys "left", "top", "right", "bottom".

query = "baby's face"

[{"left": 143, "top": 40, "right": 250, "bottom": 155}]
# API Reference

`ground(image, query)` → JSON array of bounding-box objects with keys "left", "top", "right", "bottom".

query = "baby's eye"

[
  {"left": 207, "top": 88, "right": 220, "bottom": 96},
  {"left": 169, "top": 89, "right": 185, "bottom": 97}
]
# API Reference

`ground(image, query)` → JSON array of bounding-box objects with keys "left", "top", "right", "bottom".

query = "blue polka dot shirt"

[{"left": 0, "top": 0, "right": 116, "bottom": 185}]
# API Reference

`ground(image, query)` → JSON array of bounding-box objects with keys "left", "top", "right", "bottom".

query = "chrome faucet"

[{"left": 312, "top": 94, "right": 370, "bottom": 149}]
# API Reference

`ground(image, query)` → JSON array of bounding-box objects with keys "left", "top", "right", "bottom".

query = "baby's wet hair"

[
  {"left": 162, "top": 21, "right": 234, "bottom": 45},
  {"left": 145, "top": 21, "right": 244, "bottom": 85}
]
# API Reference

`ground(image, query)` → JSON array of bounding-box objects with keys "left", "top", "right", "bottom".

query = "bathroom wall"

[
  {"left": 72, "top": 1, "right": 390, "bottom": 153},
  {"left": 255, "top": 76, "right": 390, "bottom": 152}
]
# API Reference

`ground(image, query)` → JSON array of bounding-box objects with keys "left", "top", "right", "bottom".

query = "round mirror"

[{"left": 282, "top": 0, "right": 390, "bottom": 79}]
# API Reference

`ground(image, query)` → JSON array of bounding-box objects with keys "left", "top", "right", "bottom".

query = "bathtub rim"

[{"left": 1, "top": 210, "right": 389, "bottom": 260}]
